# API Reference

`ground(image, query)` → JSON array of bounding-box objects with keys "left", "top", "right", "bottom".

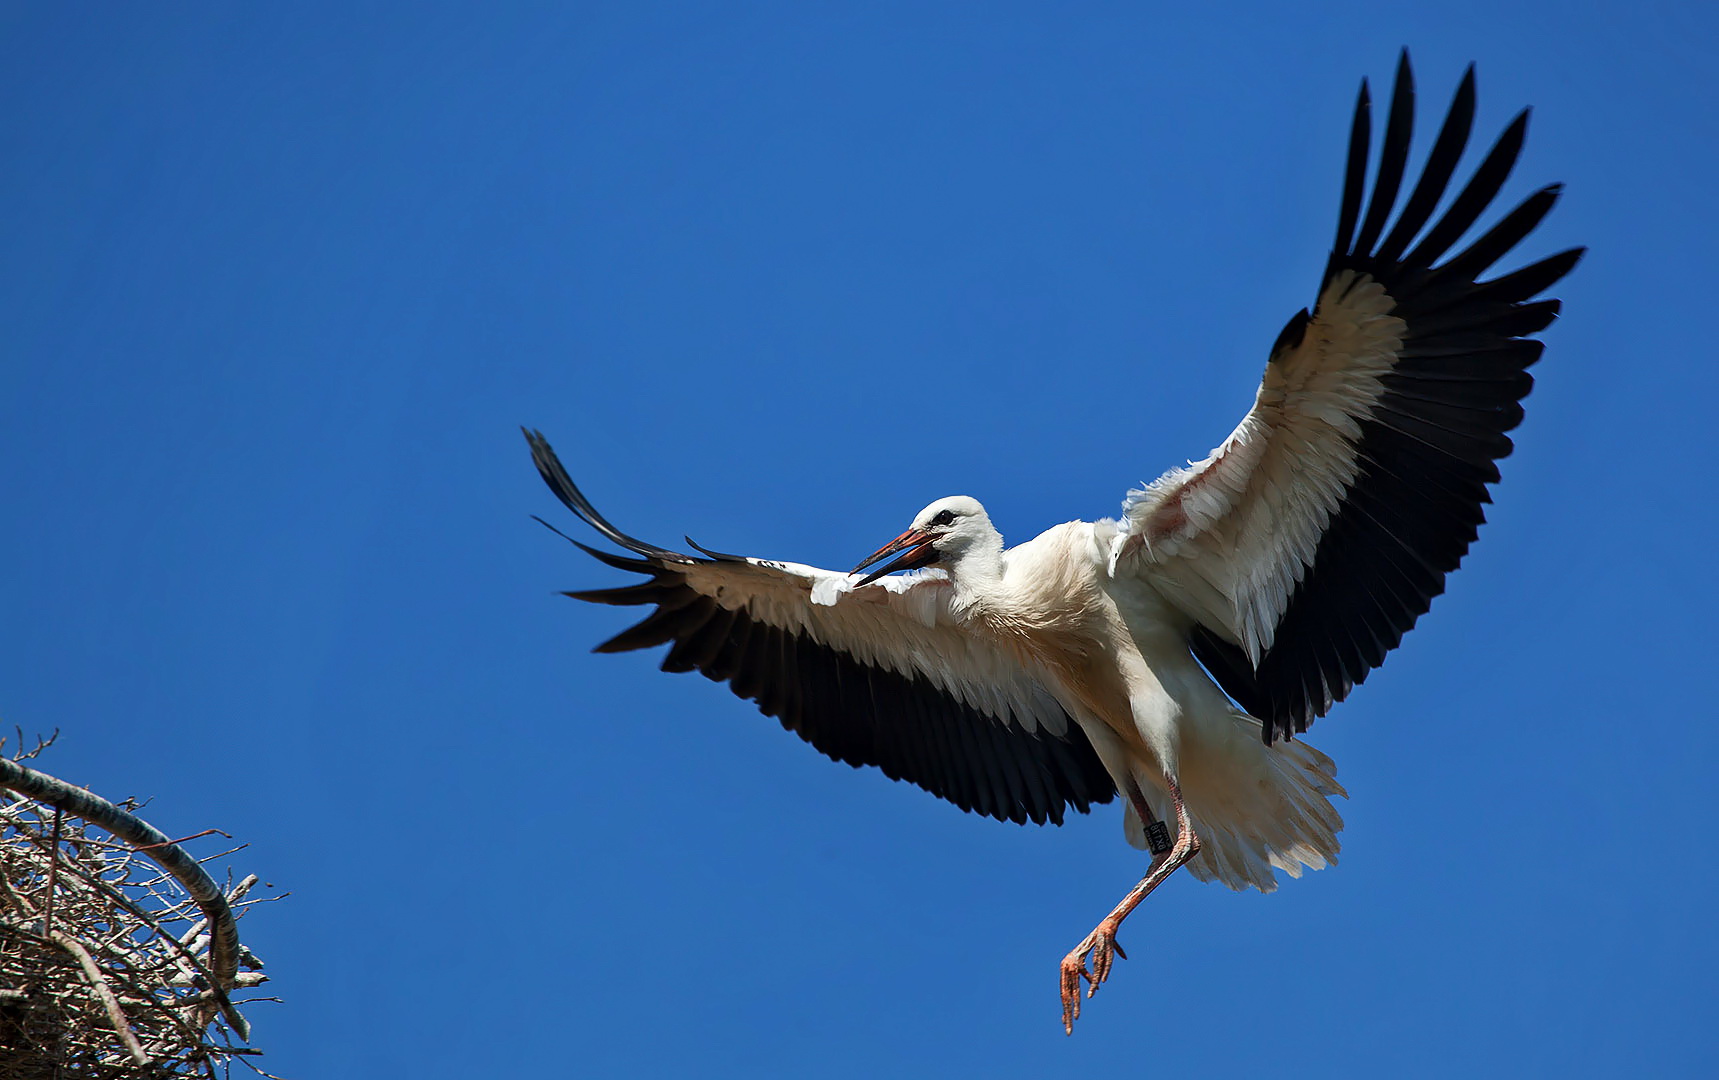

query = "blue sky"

[{"left": 3, "top": 4, "right": 1714, "bottom": 1076}]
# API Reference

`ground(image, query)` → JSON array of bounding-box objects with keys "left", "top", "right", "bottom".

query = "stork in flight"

[{"left": 527, "top": 54, "right": 1581, "bottom": 1033}]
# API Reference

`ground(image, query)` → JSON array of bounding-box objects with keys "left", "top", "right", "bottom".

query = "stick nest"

[{"left": 0, "top": 738, "right": 276, "bottom": 1079}]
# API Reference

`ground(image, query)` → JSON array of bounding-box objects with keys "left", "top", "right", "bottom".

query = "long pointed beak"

[{"left": 850, "top": 527, "right": 939, "bottom": 587}]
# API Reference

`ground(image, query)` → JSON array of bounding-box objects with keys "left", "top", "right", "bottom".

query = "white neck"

[{"left": 943, "top": 529, "right": 1007, "bottom": 619}]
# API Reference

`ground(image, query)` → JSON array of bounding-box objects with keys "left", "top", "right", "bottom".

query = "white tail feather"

[{"left": 1124, "top": 711, "right": 1346, "bottom": 893}]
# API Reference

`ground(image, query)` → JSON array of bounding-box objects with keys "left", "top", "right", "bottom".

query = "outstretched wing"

[
  {"left": 1114, "top": 54, "right": 1583, "bottom": 742},
  {"left": 526, "top": 430, "right": 1116, "bottom": 824}
]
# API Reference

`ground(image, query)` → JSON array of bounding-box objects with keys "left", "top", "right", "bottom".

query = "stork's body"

[
  {"left": 527, "top": 53, "right": 1581, "bottom": 1033},
  {"left": 906, "top": 511, "right": 1335, "bottom": 877},
  {"left": 845, "top": 502, "right": 1346, "bottom": 1024}
]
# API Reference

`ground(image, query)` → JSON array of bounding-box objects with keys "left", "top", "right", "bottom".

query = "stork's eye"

[{"left": 931, "top": 510, "right": 956, "bottom": 527}]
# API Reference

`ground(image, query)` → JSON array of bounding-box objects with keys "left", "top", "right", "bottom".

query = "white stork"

[{"left": 527, "top": 53, "right": 1582, "bottom": 1033}]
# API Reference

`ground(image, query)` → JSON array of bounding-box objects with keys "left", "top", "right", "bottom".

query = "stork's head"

[{"left": 850, "top": 496, "right": 999, "bottom": 587}]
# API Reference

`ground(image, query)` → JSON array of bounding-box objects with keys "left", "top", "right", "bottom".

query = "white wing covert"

[{"left": 1113, "top": 55, "right": 1583, "bottom": 742}]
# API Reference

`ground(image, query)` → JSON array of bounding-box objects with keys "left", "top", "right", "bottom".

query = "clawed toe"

[{"left": 1059, "top": 956, "right": 1085, "bottom": 1033}]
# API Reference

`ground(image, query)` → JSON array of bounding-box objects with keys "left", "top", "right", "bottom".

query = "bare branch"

[{"left": 52, "top": 928, "right": 152, "bottom": 1066}]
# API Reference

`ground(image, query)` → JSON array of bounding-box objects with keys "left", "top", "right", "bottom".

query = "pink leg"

[{"left": 1059, "top": 776, "right": 1200, "bottom": 1034}]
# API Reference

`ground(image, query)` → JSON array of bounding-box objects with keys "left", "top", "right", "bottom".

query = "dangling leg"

[{"left": 1059, "top": 775, "right": 1199, "bottom": 1034}]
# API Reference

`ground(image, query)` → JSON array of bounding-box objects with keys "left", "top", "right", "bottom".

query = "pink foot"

[{"left": 1058, "top": 920, "right": 1126, "bottom": 1034}]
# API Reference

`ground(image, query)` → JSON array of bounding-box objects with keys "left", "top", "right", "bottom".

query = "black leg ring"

[{"left": 1146, "top": 820, "right": 1172, "bottom": 856}]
